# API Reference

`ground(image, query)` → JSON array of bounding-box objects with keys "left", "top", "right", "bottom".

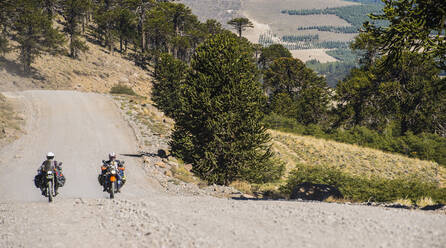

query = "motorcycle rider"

[
  {"left": 99, "top": 152, "right": 126, "bottom": 192},
  {"left": 35, "top": 152, "right": 65, "bottom": 196}
]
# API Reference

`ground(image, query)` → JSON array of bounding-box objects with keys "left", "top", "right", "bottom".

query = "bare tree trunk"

[
  {"left": 82, "top": 15, "right": 85, "bottom": 34},
  {"left": 70, "top": 33, "right": 74, "bottom": 58},
  {"left": 120, "top": 35, "right": 123, "bottom": 52}
]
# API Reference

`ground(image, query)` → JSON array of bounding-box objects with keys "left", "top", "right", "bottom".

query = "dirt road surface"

[{"left": 0, "top": 91, "right": 445, "bottom": 248}]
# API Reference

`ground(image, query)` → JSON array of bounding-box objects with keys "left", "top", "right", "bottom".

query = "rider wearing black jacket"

[
  {"left": 99, "top": 152, "right": 126, "bottom": 191},
  {"left": 35, "top": 152, "right": 65, "bottom": 195}
]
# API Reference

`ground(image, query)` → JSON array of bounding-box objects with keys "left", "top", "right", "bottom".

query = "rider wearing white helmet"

[
  {"left": 99, "top": 152, "right": 126, "bottom": 191},
  {"left": 36, "top": 152, "right": 65, "bottom": 195}
]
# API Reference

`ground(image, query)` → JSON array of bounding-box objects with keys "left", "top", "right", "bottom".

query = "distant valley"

[{"left": 179, "top": 0, "right": 385, "bottom": 86}]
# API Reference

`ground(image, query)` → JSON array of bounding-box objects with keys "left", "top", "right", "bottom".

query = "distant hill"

[{"left": 179, "top": 0, "right": 386, "bottom": 86}]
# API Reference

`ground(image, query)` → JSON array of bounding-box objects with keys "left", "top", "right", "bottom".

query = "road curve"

[{"left": 0, "top": 90, "right": 445, "bottom": 248}]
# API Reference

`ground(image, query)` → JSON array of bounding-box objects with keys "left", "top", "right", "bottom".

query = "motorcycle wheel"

[
  {"left": 48, "top": 181, "right": 53, "bottom": 203},
  {"left": 110, "top": 181, "right": 115, "bottom": 199}
]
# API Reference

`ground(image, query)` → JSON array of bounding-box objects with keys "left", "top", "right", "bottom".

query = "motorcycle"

[
  {"left": 35, "top": 162, "right": 64, "bottom": 202},
  {"left": 43, "top": 170, "right": 56, "bottom": 202},
  {"left": 102, "top": 160, "right": 125, "bottom": 199}
]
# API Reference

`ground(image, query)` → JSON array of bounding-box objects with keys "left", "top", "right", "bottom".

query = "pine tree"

[
  {"left": 364, "top": 0, "right": 446, "bottom": 70},
  {"left": 336, "top": 53, "right": 445, "bottom": 135},
  {"left": 258, "top": 44, "right": 292, "bottom": 68},
  {"left": 42, "top": 0, "right": 58, "bottom": 20},
  {"left": 170, "top": 33, "right": 283, "bottom": 185},
  {"left": 0, "top": 0, "right": 13, "bottom": 55},
  {"left": 11, "top": 0, "right": 65, "bottom": 73},
  {"left": 153, "top": 53, "right": 188, "bottom": 118},
  {"left": 114, "top": 3, "right": 136, "bottom": 52},
  {"left": 264, "top": 57, "right": 330, "bottom": 125},
  {"left": 93, "top": 0, "right": 117, "bottom": 52},
  {"left": 61, "top": 0, "right": 90, "bottom": 58},
  {"left": 227, "top": 17, "right": 254, "bottom": 38}
]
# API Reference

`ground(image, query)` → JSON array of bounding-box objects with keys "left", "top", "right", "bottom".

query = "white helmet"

[
  {"left": 109, "top": 152, "right": 116, "bottom": 160},
  {"left": 46, "top": 152, "right": 55, "bottom": 159}
]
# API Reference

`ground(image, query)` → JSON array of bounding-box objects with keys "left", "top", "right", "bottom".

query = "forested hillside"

[{"left": 0, "top": 0, "right": 445, "bottom": 203}]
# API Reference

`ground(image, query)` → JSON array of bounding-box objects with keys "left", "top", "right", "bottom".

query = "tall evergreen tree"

[
  {"left": 61, "top": 0, "right": 90, "bottom": 58},
  {"left": 227, "top": 17, "right": 254, "bottom": 38},
  {"left": 202, "top": 19, "right": 223, "bottom": 36},
  {"left": 170, "top": 33, "right": 283, "bottom": 185},
  {"left": 264, "top": 57, "right": 330, "bottom": 125},
  {"left": 42, "top": 0, "right": 58, "bottom": 20},
  {"left": 258, "top": 44, "right": 292, "bottom": 69},
  {"left": 0, "top": 0, "right": 13, "bottom": 55},
  {"left": 114, "top": 1, "right": 137, "bottom": 52},
  {"left": 153, "top": 53, "right": 188, "bottom": 118},
  {"left": 93, "top": 0, "right": 117, "bottom": 52},
  {"left": 336, "top": 53, "right": 445, "bottom": 135},
  {"left": 11, "top": 0, "right": 65, "bottom": 73},
  {"left": 335, "top": 68, "right": 378, "bottom": 129},
  {"left": 364, "top": 0, "right": 446, "bottom": 70}
]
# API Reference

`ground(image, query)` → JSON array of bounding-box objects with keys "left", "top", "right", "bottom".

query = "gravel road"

[{"left": 0, "top": 90, "right": 445, "bottom": 248}]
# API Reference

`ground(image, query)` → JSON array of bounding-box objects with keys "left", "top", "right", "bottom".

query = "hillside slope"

[
  {"left": 0, "top": 42, "right": 153, "bottom": 97},
  {"left": 270, "top": 130, "right": 446, "bottom": 186}
]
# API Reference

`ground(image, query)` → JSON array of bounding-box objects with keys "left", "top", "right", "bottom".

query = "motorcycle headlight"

[
  {"left": 111, "top": 170, "right": 117, "bottom": 175},
  {"left": 47, "top": 171, "right": 53, "bottom": 174}
]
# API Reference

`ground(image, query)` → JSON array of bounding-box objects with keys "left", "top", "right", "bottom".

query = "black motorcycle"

[
  {"left": 36, "top": 162, "right": 64, "bottom": 202},
  {"left": 43, "top": 169, "right": 56, "bottom": 202},
  {"left": 102, "top": 160, "right": 125, "bottom": 199}
]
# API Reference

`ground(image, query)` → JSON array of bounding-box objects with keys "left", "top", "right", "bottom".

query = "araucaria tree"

[
  {"left": 11, "top": 0, "right": 65, "bottom": 73},
  {"left": 264, "top": 57, "right": 330, "bottom": 125},
  {"left": 61, "top": 0, "right": 90, "bottom": 58},
  {"left": 152, "top": 53, "right": 188, "bottom": 118},
  {"left": 170, "top": 33, "right": 283, "bottom": 185},
  {"left": 227, "top": 17, "right": 254, "bottom": 38},
  {"left": 364, "top": 0, "right": 446, "bottom": 70},
  {"left": 0, "top": 0, "right": 13, "bottom": 55}
]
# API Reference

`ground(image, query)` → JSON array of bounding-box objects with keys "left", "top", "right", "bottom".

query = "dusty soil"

[{"left": 0, "top": 90, "right": 445, "bottom": 248}]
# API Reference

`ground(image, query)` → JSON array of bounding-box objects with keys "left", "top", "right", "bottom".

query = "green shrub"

[
  {"left": 282, "top": 164, "right": 446, "bottom": 203},
  {"left": 110, "top": 84, "right": 136, "bottom": 95}
]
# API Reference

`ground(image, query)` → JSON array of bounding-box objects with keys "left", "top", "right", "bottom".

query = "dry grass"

[
  {"left": 171, "top": 164, "right": 207, "bottom": 187},
  {"left": 270, "top": 130, "right": 445, "bottom": 185},
  {"left": 1, "top": 39, "right": 154, "bottom": 98},
  {"left": 416, "top": 197, "right": 436, "bottom": 208},
  {"left": 394, "top": 198, "right": 413, "bottom": 207},
  {"left": 324, "top": 196, "right": 351, "bottom": 203},
  {"left": 230, "top": 181, "right": 253, "bottom": 194}
]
